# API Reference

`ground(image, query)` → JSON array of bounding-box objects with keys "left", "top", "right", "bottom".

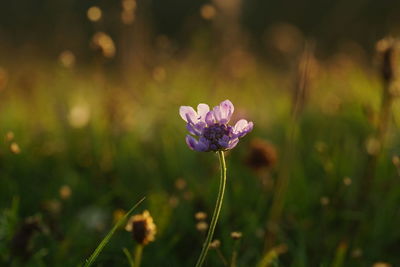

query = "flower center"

[{"left": 202, "top": 124, "right": 232, "bottom": 150}]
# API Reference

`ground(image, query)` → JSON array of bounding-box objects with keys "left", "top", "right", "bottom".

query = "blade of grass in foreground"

[
  {"left": 122, "top": 247, "right": 135, "bottom": 267},
  {"left": 83, "top": 197, "right": 146, "bottom": 267}
]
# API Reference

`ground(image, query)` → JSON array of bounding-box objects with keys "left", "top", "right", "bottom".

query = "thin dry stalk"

[
  {"left": 357, "top": 37, "right": 399, "bottom": 205},
  {"left": 264, "top": 41, "right": 316, "bottom": 250}
]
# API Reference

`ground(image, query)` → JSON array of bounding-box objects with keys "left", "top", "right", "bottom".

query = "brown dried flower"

[
  {"left": 246, "top": 138, "right": 278, "bottom": 171},
  {"left": 230, "top": 231, "right": 242, "bottom": 240},
  {"left": 125, "top": 210, "right": 156, "bottom": 245},
  {"left": 194, "top": 211, "right": 207, "bottom": 221},
  {"left": 196, "top": 221, "right": 208, "bottom": 232},
  {"left": 376, "top": 37, "right": 399, "bottom": 84},
  {"left": 209, "top": 239, "right": 221, "bottom": 249}
]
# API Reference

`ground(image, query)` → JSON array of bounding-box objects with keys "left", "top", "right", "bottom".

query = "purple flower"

[{"left": 179, "top": 100, "right": 253, "bottom": 152}]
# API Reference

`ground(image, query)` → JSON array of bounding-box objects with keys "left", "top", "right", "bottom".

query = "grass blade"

[
  {"left": 83, "top": 197, "right": 146, "bottom": 267},
  {"left": 123, "top": 247, "right": 135, "bottom": 267}
]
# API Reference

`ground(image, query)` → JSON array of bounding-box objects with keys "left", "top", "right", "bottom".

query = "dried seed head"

[
  {"left": 91, "top": 32, "right": 116, "bottom": 58},
  {"left": 343, "top": 177, "right": 352, "bottom": 186},
  {"left": 194, "top": 211, "right": 207, "bottom": 221},
  {"left": 42, "top": 199, "right": 62, "bottom": 215},
  {"left": 246, "top": 138, "right": 278, "bottom": 171},
  {"left": 196, "top": 221, "right": 208, "bottom": 232},
  {"left": 168, "top": 196, "right": 179, "bottom": 207},
  {"left": 183, "top": 191, "right": 193, "bottom": 200},
  {"left": 174, "top": 178, "right": 187, "bottom": 190},
  {"left": 125, "top": 210, "right": 156, "bottom": 245},
  {"left": 230, "top": 231, "right": 242, "bottom": 240},
  {"left": 209, "top": 239, "right": 221, "bottom": 249},
  {"left": 121, "top": 0, "right": 136, "bottom": 24},
  {"left": 87, "top": 6, "right": 102, "bottom": 22},
  {"left": 59, "top": 185, "right": 72, "bottom": 200},
  {"left": 365, "top": 137, "right": 381, "bottom": 155},
  {"left": 113, "top": 209, "right": 126, "bottom": 224},
  {"left": 59, "top": 50, "right": 76, "bottom": 68},
  {"left": 376, "top": 37, "right": 399, "bottom": 83},
  {"left": 351, "top": 248, "right": 363, "bottom": 258},
  {"left": 320, "top": 196, "right": 330, "bottom": 206},
  {"left": 10, "top": 142, "right": 21, "bottom": 154},
  {"left": 200, "top": 4, "right": 217, "bottom": 20}
]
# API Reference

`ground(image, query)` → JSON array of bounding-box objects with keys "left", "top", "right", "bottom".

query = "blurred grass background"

[{"left": 1, "top": 0, "right": 400, "bottom": 266}]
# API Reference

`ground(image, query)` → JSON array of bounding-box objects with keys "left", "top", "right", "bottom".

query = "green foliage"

[{"left": 0, "top": 56, "right": 399, "bottom": 267}]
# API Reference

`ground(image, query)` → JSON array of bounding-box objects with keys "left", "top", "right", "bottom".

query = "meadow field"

[{"left": 1, "top": 1, "right": 400, "bottom": 266}]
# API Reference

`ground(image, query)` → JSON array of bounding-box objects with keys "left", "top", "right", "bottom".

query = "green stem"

[
  {"left": 230, "top": 240, "right": 239, "bottom": 267},
  {"left": 195, "top": 151, "right": 227, "bottom": 267},
  {"left": 134, "top": 244, "right": 143, "bottom": 267},
  {"left": 123, "top": 247, "right": 134, "bottom": 267}
]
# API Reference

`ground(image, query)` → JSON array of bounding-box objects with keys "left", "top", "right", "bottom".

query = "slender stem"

[
  {"left": 230, "top": 239, "right": 241, "bottom": 267},
  {"left": 265, "top": 43, "right": 313, "bottom": 251},
  {"left": 195, "top": 151, "right": 227, "bottom": 267},
  {"left": 215, "top": 248, "right": 228, "bottom": 266},
  {"left": 134, "top": 244, "right": 143, "bottom": 267},
  {"left": 122, "top": 247, "right": 134, "bottom": 267}
]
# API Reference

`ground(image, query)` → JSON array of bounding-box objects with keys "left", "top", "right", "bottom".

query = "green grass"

[{"left": 0, "top": 53, "right": 399, "bottom": 266}]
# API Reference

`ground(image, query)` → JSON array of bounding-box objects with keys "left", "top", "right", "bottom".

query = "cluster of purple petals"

[{"left": 179, "top": 100, "right": 253, "bottom": 152}]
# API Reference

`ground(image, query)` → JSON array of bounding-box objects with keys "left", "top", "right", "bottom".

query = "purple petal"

[
  {"left": 219, "top": 100, "right": 234, "bottom": 123},
  {"left": 197, "top": 137, "right": 210, "bottom": 151},
  {"left": 233, "top": 119, "right": 254, "bottom": 138},
  {"left": 185, "top": 135, "right": 198, "bottom": 150},
  {"left": 228, "top": 138, "right": 239, "bottom": 149},
  {"left": 212, "top": 105, "right": 222, "bottom": 123},
  {"left": 205, "top": 111, "right": 216, "bottom": 126},
  {"left": 197, "top": 104, "right": 210, "bottom": 122},
  {"left": 186, "top": 123, "right": 202, "bottom": 136},
  {"left": 185, "top": 135, "right": 209, "bottom": 151},
  {"left": 213, "top": 100, "right": 234, "bottom": 124},
  {"left": 179, "top": 106, "right": 197, "bottom": 123}
]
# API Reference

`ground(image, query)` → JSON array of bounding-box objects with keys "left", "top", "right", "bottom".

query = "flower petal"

[
  {"left": 185, "top": 135, "right": 209, "bottom": 151},
  {"left": 228, "top": 138, "right": 239, "bottom": 149},
  {"left": 219, "top": 100, "right": 234, "bottom": 123},
  {"left": 233, "top": 119, "right": 247, "bottom": 132},
  {"left": 213, "top": 100, "right": 234, "bottom": 124},
  {"left": 185, "top": 135, "right": 198, "bottom": 150},
  {"left": 205, "top": 111, "right": 215, "bottom": 126},
  {"left": 197, "top": 137, "right": 210, "bottom": 151},
  {"left": 197, "top": 104, "right": 210, "bottom": 122},
  {"left": 186, "top": 123, "right": 202, "bottom": 136},
  {"left": 179, "top": 106, "right": 197, "bottom": 123},
  {"left": 233, "top": 119, "right": 254, "bottom": 138},
  {"left": 212, "top": 105, "right": 222, "bottom": 123}
]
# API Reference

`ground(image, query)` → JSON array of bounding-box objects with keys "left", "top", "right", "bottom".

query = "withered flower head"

[
  {"left": 196, "top": 221, "right": 208, "bottom": 232},
  {"left": 230, "top": 231, "right": 242, "bottom": 240},
  {"left": 209, "top": 239, "right": 221, "bottom": 249},
  {"left": 194, "top": 211, "right": 207, "bottom": 221},
  {"left": 246, "top": 138, "right": 278, "bottom": 171},
  {"left": 376, "top": 37, "right": 399, "bottom": 83},
  {"left": 125, "top": 210, "right": 156, "bottom": 245}
]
